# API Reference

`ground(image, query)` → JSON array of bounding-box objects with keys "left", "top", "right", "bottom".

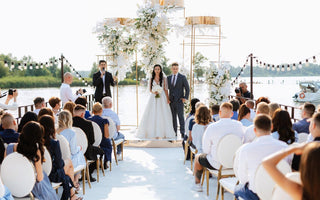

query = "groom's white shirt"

[{"left": 171, "top": 72, "right": 179, "bottom": 86}]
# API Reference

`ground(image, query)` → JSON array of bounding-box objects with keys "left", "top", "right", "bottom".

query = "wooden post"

[
  {"left": 250, "top": 54, "right": 253, "bottom": 99},
  {"left": 61, "top": 54, "right": 64, "bottom": 83}
]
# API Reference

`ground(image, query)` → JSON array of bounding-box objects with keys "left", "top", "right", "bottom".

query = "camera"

[
  {"left": 76, "top": 88, "right": 87, "bottom": 95},
  {"left": 235, "top": 87, "right": 242, "bottom": 94},
  {"left": 8, "top": 89, "right": 16, "bottom": 95}
]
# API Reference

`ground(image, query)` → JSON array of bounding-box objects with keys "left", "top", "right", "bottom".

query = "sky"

[{"left": 1, "top": 0, "right": 320, "bottom": 71}]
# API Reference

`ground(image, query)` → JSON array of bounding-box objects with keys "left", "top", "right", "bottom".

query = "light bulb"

[
  {"left": 11, "top": 62, "right": 14, "bottom": 68},
  {"left": 287, "top": 65, "right": 291, "bottom": 71},
  {"left": 272, "top": 67, "right": 275, "bottom": 71},
  {"left": 35, "top": 65, "right": 39, "bottom": 69},
  {"left": 305, "top": 62, "right": 309, "bottom": 67},
  {"left": 298, "top": 63, "right": 303, "bottom": 69},
  {"left": 29, "top": 66, "right": 33, "bottom": 70},
  {"left": 313, "top": 56, "right": 317, "bottom": 63},
  {"left": 281, "top": 66, "right": 285, "bottom": 71},
  {"left": 78, "top": 77, "right": 81, "bottom": 80},
  {"left": 292, "top": 65, "right": 296, "bottom": 70},
  {"left": 4, "top": 61, "right": 8, "bottom": 67}
]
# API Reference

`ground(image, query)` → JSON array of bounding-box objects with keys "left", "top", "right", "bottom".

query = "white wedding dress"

[{"left": 136, "top": 78, "right": 176, "bottom": 139}]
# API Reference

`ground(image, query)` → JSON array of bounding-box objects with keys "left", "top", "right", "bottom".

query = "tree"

[
  {"left": 125, "top": 61, "right": 146, "bottom": 80},
  {"left": 0, "top": 61, "right": 9, "bottom": 78},
  {"left": 160, "top": 56, "right": 171, "bottom": 75},
  {"left": 193, "top": 52, "right": 208, "bottom": 80},
  {"left": 89, "top": 62, "right": 98, "bottom": 78}
]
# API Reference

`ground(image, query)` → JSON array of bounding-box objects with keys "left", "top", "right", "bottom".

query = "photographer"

[
  {"left": 60, "top": 72, "right": 85, "bottom": 105},
  {"left": 235, "top": 82, "right": 252, "bottom": 104},
  {"left": 0, "top": 88, "right": 18, "bottom": 110}
]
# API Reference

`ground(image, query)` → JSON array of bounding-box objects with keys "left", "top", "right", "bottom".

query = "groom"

[{"left": 167, "top": 62, "right": 190, "bottom": 138}]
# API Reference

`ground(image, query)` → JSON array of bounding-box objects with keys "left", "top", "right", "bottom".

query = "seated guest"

[
  {"left": 255, "top": 96, "right": 270, "bottom": 105},
  {"left": 33, "top": 97, "right": 45, "bottom": 115},
  {"left": 245, "top": 100, "right": 255, "bottom": 121},
  {"left": 263, "top": 142, "right": 320, "bottom": 200},
  {"left": 57, "top": 110, "right": 86, "bottom": 184},
  {"left": 238, "top": 104, "right": 253, "bottom": 127},
  {"left": 188, "top": 102, "right": 205, "bottom": 141},
  {"left": 102, "top": 97, "right": 125, "bottom": 158},
  {"left": 39, "top": 115, "right": 82, "bottom": 200},
  {"left": 234, "top": 114, "right": 290, "bottom": 200},
  {"left": 191, "top": 105, "right": 212, "bottom": 154},
  {"left": 210, "top": 104, "right": 220, "bottom": 122},
  {"left": 268, "top": 102, "right": 280, "bottom": 118},
  {"left": 186, "top": 98, "right": 200, "bottom": 120},
  {"left": 48, "top": 97, "right": 61, "bottom": 116},
  {"left": 63, "top": 101, "right": 76, "bottom": 116},
  {"left": 73, "top": 105, "right": 104, "bottom": 181},
  {"left": 0, "top": 113, "right": 19, "bottom": 144},
  {"left": 0, "top": 178, "right": 14, "bottom": 199},
  {"left": 192, "top": 102, "right": 244, "bottom": 191},
  {"left": 243, "top": 102, "right": 269, "bottom": 143},
  {"left": 0, "top": 108, "right": 4, "bottom": 131},
  {"left": 88, "top": 103, "right": 112, "bottom": 169},
  {"left": 292, "top": 112, "right": 320, "bottom": 171},
  {"left": 75, "top": 97, "right": 91, "bottom": 119},
  {"left": 38, "top": 108, "right": 54, "bottom": 120},
  {"left": 6, "top": 121, "right": 58, "bottom": 200},
  {"left": 229, "top": 99, "right": 240, "bottom": 120},
  {"left": 293, "top": 102, "right": 315, "bottom": 134},
  {"left": 18, "top": 111, "right": 38, "bottom": 133},
  {"left": 272, "top": 109, "right": 298, "bottom": 144}
]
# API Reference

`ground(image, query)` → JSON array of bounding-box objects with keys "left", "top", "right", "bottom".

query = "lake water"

[{"left": 1, "top": 76, "right": 319, "bottom": 125}]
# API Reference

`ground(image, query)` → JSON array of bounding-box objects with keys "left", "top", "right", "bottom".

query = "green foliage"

[
  {"left": 0, "top": 61, "right": 9, "bottom": 78},
  {"left": 160, "top": 56, "right": 171, "bottom": 75},
  {"left": 125, "top": 61, "right": 146, "bottom": 80},
  {"left": 118, "top": 78, "right": 139, "bottom": 85},
  {"left": 89, "top": 62, "right": 98, "bottom": 78},
  {"left": 193, "top": 52, "right": 208, "bottom": 79}
]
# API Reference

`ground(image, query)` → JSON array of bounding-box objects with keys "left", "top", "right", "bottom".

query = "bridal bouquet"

[{"left": 152, "top": 85, "right": 163, "bottom": 98}]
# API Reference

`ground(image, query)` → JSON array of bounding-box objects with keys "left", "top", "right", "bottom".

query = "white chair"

[
  {"left": 0, "top": 178, "right": 5, "bottom": 198},
  {"left": 42, "top": 147, "right": 52, "bottom": 176},
  {"left": 272, "top": 172, "right": 301, "bottom": 200},
  {"left": 189, "top": 145, "right": 197, "bottom": 171},
  {"left": 91, "top": 121, "right": 105, "bottom": 179},
  {"left": 1, "top": 152, "right": 36, "bottom": 198},
  {"left": 73, "top": 127, "right": 88, "bottom": 155},
  {"left": 298, "top": 133, "right": 309, "bottom": 143},
  {"left": 254, "top": 160, "right": 292, "bottom": 200},
  {"left": 105, "top": 117, "right": 124, "bottom": 165},
  {"left": 202, "top": 134, "right": 242, "bottom": 198},
  {"left": 57, "top": 134, "right": 86, "bottom": 195},
  {"left": 183, "top": 116, "right": 194, "bottom": 164}
]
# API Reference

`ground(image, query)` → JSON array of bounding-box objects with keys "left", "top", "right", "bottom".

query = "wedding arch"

[{"left": 94, "top": 0, "right": 230, "bottom": 127}]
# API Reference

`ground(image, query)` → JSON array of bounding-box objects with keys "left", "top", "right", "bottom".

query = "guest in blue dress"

[
  {"left": 39, "top": 115, "right": 82, "bottom": 200},
  {"left": 238, "top": 104, "right": 253, "bottom": 127},
  {"left": 6, "top": 121, "right": 58, "bottom": 200},
  {"left": 271, "top": 109, "right": 298, "bottom": 144},
  {"left": 229, "top": 99, "right": 240, "bottom": 120},
  {"left": 88, "top": 102, "right": 112, "bottom": 168}
]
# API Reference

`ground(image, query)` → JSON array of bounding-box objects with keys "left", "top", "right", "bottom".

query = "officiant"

[{"left": 92, "top": 60, "right": 117, "bottom": 103}]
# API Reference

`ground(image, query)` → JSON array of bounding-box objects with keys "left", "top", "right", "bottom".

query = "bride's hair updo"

[{"left": 150, "top": 64, "right": 163, "bottom": 90}]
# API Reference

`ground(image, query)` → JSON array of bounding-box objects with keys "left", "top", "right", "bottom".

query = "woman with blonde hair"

[
  {"left": 263, "top": 142, "right": 320, "bottom": 200},
  {"left": 191, "top": 105, "right": 212, "bottom": 153},
  {"left": 63, "top": 102, "right": 76, "bottom": 116}
]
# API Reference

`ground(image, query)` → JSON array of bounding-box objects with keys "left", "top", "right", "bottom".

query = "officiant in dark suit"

[
  {"left": 93, "top": 60, "right": 116, "bottom": 103},
  {"left": 167, "top": 62, "right": 190, "bottom": 137}
]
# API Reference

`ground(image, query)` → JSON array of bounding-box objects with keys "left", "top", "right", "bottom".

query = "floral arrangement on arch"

[
  {"left": 95, "top": 19, "right": 138, "bottom": 81},
  {"left": 135, "top": 2, "right": 170, "bottom": 75},
  {"left": 206, "top": 62, "right": 231, "bottom": 106}
]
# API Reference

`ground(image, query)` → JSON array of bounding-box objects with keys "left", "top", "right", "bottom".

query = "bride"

[{"left": 136, "top": 64, "right": 176, "bottom": 139}]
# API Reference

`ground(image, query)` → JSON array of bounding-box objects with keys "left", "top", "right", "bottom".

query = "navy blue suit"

[
  {"left": 167, "top": 73, "right": 190, "bottom": 136},
  {"left": 0, "top": 129, "right": 19, "bottom": 144}
]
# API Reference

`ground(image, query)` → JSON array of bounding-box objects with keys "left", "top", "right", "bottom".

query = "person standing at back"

[
  {"left": 60, "top": 72, "right": 83, "bottom": 105},
  {"left": 167, "top": 62, "right": 190, "bottom": 138},
  {"left": 92, "top": 60, "right": 116, "bottom": 103}
]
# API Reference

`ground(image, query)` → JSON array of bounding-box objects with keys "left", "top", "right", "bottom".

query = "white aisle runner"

[{"left": 84, "top": 147, "right": 234, "bottom": 200}]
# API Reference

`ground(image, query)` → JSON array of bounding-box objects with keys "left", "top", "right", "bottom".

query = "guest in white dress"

[
  {"left": 191, "top": 105, "right": 212, "bottom": 154},
  {"left": 238, "top": 104, "right": 253, "bottom": 127},
  {"left": 136, "top": 64, "right": 176, "bottom": 139}
]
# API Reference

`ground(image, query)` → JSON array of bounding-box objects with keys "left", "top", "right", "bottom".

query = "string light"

[
  {"left": 276, "top": 65, "right": 280, "bottom": 72},
  {"left": 305, "top": 59, "right": 309, "bottom": 67},
  {"left": 267, "top": 64, "right": 270, "bottom": 70},
  {"left": 287, "top": 64, "right": 291, "bottom": 71},
  {"left": 11, "top": 62, "right": 15, "bottom": 69},
  {"left": 298, "top": 62, "right": 303, "bottom": 69},
  {"left": 313, "top": 56, "right": 317, "bottom": 63},
  {"left": 292, "top": 63, "right": 296, "bottom": 70},
  {"left": 4, "top": 61, "right": 8, "bottom": 67},
  {"left": 271, "top": 65, "right": 275, "bottom": 71}
]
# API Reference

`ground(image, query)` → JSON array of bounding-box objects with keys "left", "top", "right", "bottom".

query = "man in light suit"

[
  {"left": 92, "top": 60, "right": 116, "bottom": 103},
  {"left": 167, "top": 62, "right": 190, "bottom": 137}
]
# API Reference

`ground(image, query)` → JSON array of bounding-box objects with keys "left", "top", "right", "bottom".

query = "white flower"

[{"left": 152, "top": 84, "right": 163, "bottom": 94}]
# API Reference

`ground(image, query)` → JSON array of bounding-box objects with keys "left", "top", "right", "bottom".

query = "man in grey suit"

[{"left": 167, "top": 62, "right": 190, "bottom": 137}]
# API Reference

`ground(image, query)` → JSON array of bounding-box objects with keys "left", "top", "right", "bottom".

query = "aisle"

[{"left": 84, "top": 147, "right": 234, "bottom": 200}]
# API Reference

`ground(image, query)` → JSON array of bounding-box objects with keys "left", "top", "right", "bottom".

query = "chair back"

[
  {"left": 298, "top": 133, "right": 309, "bottom": 143},
  {"left": 272, "top": 172, "right": 301, "bottom": 200},
  {"left": 255, "top": 160, "right": 292, "bottom": 200},
  {"left": 233, "top": 143, "right": 247, "bottom": 178},
  {"left": 0, "top": 152, "right": 36, "bottom": 198},
  {"left": 92, "top": 121, "right": 102, "bottom": 146},
  {"left": 104, "top": 117, "right": 116, "bottom": 139},
  {"left": 217, "top": 134, "right": 243, "bottom": 168},
  {"left": 56, "top": 134, "right": 72, "bottom": 161},
  {"left": 42, "top": 147, "right": 52, "bottom": 175},
  {"left": 73, "top": 127, "right": 88, "bottom": 154},
  {"left": 0, "top": 178, "right": 5, "bottom": 197}
]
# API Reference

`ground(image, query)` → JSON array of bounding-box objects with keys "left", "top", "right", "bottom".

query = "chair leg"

[
  {"left": 201, "top": 168, "right": 205, "bottom": 186},
  {"left": 109, "top": 161, "right": 112, "bottom": 171},
  {"left": 100, "top": 157, "right": 105, "bottom": 176},
  {"left": 216, "top": 176, "right": 221, "bottom": 200},
  {"left": 113, "top": 144, "right": 118, "bottom": 165},
  {"left": 82, "top": 169, "right": 85, "bottom": 195},
  {"left": 184, "top": 142, "right": 189, "bottom": 164},
  {"left": 206, "top": 170, "right": 209, "bottom": 196},
  {"left": 96, "top": 158, "right": 100, "bottom": 182},
  {"left": 190, "top": 152, "right": 193, "bottom": 171},
  {"left": 86, "top": 163, "right": 92, "bottom": 189},
  {"left": 121, "top": 142, "right": 124, "bottom": 161},
  {"left": 221, "top": 186, "right": 225, "bottom": 200}
]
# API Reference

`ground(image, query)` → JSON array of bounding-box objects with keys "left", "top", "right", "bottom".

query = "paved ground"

[{"left": 75, "top": 146, "right": 234, "bottom": 200}]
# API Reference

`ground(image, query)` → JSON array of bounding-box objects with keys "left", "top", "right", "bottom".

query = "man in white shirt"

[
  {"left": 243, "top": 102, "right": 270, "bottom": 143},
  {"left": 192, "top": 102, "right": 244, "bottom": 191},
  {"left": 234, "top": 114, "right": 290, "bottom": 200},
  {"left": 33, "top": 97, "right": 45, "bottom": 115},
  {"left": 60, "top": 72, "right": 82, "bottom": 105},
  {"left": 0, "top": 89, "right": 18, "bottom": 111}
]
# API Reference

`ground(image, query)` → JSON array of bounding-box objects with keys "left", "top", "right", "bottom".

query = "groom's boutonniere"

[{"left": 152, "top": 85, "right": 162, "bottom": 98}]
